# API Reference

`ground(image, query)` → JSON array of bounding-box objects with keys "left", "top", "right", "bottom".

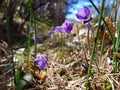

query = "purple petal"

[
  {"left": 30, "top": 27, "right": 34, "bottom": 33},
  {"left": 47, "top": 31, "right": 52, "bottom": 37},
  {"left": 52, "top": 20, "right": 73, "bottom": 33},
  {"left": 76, "top": 6, "right": 91, "bottom": 22},
  {"left": 76, "top": 14, "right": 86, "bottom": 20},
  {"left": 31, "top": 34, "right": 40, "bottom": 43},
  {"left": 61, "top": 20, "right": 73, "bottom": 33},
  {"left": 34, "top": 55, "right": 47, "bottom": 70},
  {"left": 84, "top": 6, "right": 90, "bottom": 16},
  {"left": 83, "top": 23, "right": 89, "bottom": 28},
  {"left": 52, "top": 26, "right": 65, "bottom": 32}
]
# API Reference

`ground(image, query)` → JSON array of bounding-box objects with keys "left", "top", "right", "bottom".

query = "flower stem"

[
  {"left": 86, "top": 0, "right": 105, "bottom": 89},
  {"left": 27, "top": 0, "right": 32, "bottom": 67},
  {"left": 28, "top": 0, "right": 37, "bottom": 67},
  {"left": 99, "top": 27, "right": 106, "bottom": 66},
  {"left": 113, "top": 20, "right": 120, "bottom": 72},
  {"left": 87, "top": 23, "right": 90, "bottom": 50}
]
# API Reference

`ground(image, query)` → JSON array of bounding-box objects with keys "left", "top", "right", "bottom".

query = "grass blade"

[{"left": 86, "top": 0, "right": 105, "bottom": 89}]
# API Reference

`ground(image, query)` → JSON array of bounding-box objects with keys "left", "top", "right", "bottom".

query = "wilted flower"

[
  {"left": 76, "top": 6, "right": 91, "bottom": 22},
  {"left": 31, "top": 34, "right": 40, "bottom": 43},
  {"left": 34, "top": 55, "right": 47, "bottom": 70},
  {"left": 52, "top": 20, "right": 73, "bottom": 33}
]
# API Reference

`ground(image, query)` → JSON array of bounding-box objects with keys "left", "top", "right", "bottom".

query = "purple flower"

[
  {"left": 52, "top": 20, "right": 73, "bottom": 33},
  {"left": 76, "top": 6, "right": 91, "bottom": 22},
  {"left": 30, "top": 27, "right": 34, "bottom": 33},
  {"left": 47, "top": 31, "right": 52, "bottom": 37},
  {"left": 83, "top": 22, "right": 90, "bottom": 28},
  {"left": 34, "top": 55, "right": 47, "bottom": 70},
  {"left": 52, "top": 26, "right": 64, "bottom": 32},
  {"left": 31, "top": 34, "right": 40, "bottom": 43},
  {"left": 61, "top": 20, "right": 73, "bottom": 33}
]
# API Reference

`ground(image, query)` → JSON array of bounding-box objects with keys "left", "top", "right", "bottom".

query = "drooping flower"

[
  {"left": 76, "top": 6, "right": 91, "bottom": 22},
  {"left": 52, "top": 20, "right": 73, "bottom": 33},
  {"left": 34, "top": 55, "right": 47, "bottom": 70}
]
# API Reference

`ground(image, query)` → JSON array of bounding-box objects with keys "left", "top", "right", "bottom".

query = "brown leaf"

[
  {"left": 98, "top": 17, "right": 115, "bottom": 45},
  {"left": 98, "top": 25, "right": 105, "bottom": 41},
  {"left": 35, "top": 71, "right": 47, "bottom": 80},
  {"left": 105, "top": 17, "right": 115, "bottom": 36},
  {"left": 114, "top": 52, "right": 120, "bottom": 58},
  {"left": 30, "top": 69, "right": 47, "bottom": 80},
  {"left": 98, "top": 25, "right": 110, "bottom": 44}
]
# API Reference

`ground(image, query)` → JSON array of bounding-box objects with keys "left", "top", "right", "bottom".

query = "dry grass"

[{"left": 0, "top": 24, "right": 120, "bottom": 90}]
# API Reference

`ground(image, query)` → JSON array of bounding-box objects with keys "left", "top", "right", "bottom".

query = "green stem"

[
  {"left": 27, "top": 0, "right": 37, "bottom": 75},
  {"left": 27, "top": 0, "right": 32, "bottom": 67},
  {"left": 29, "top": 0, "right": 37, "bottom": 57},
  {"left": 112, "top": 1, "right": 120, "bottom": 73},
  {"left": 99, "top": 27, "right": 106, "bottom": 66},
  {"left": 114, "top": 1, "right": 118, "bottom": 22},
  {"left": 87, "top": 23, "right": 90, "bottom": 50},
  {"left": 33, "top": 15, "right": 37, "bottom": 57},
  {"left": 89, "top": 0, "right": 113, "bottom": 42},
  {"left": 113, "top": 20, "right": 120, "bottom": 72},
  {"left": 86, "top": 0, "right": 105, "bottom": 89}
]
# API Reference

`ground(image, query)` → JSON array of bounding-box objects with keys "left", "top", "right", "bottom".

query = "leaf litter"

[{"left": 0, "top": 21, "right": 120, "bottom": 90}]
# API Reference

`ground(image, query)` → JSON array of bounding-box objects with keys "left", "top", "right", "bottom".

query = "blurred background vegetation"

[
  {"left": 0, "top": 0, "right": 118, "bottom": 46},
  {"left": 0, "top": 0, "right": 79, "bottom": 46}
]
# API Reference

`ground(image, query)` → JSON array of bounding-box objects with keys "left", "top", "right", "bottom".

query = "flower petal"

[
  {"left": 34, "top": 55, "right": 47, "bottom": 70},
  {"left": 76, "top": 6, "right": 91, "bottom": 22},
  {"left": 52, "top": 26, "right": 64, "bottom": 32}
]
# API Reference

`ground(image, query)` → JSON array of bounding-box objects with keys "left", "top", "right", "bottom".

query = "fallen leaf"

[
  {"left": 30, "top": 69, "right": 47, "bottom": 80},
  {"left": 35, "top": 71, "right": 47, "bottom": 80},
  {"left": 98, "top": 25, "right": 110, "bottom": 45},
  {"left": 105, "top": 17, "right": 115, "bottom": 36},
  {"left": 98, "top": 17, "right": 115, "bottom": 45},
  {"left": 114, "top": 52, "right": 120, "bottom": 58}
]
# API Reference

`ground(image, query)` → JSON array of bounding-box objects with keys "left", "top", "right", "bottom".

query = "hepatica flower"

[
  {"left": 29, "top": 26, "right": 41, "bottom": 43},
  {"left": 52, "top": 20, "right": 73, "bottom": 33},
  {"left": 47, "top": 31, "right": 52, "bottom": 37},
  {"left": 30, "top": 26, "right": 34, "bottom": 33},
  {"left": 31, "top": 34, "right": 41, "bottom": 43},
  {"left": 34, "top": 55, "right": 47, "bottom": 70},
  {"left": 76, "top": 6, "right": 91, "bottom": 22}
]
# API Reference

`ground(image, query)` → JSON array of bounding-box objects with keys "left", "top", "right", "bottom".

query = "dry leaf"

[
  {"left": 105, "top": 17, "right": 115, "bottom": 36},
  {"left": 98, "top": 17, "right": 115, "bottom": 45},
  {"left": 30, "top": 69, "right": 47, "bottom": 80},
  {"left": 57, "top": 67, "right": 67, "bottom": 76},
  {"left": 114, "top": 52, "right": 120, "bottom": 58},
  {"left": 98, "top": 25, "right": 105, "bottom": 41},
  {"left": 35, "top": 71, "right": 47, "bottom": 80},
  {"left": 23, "top": 49, "right": 28, "bottom": 56},
  {"left": 98, "top": 25, "right": 110, "bottom": 44}
]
